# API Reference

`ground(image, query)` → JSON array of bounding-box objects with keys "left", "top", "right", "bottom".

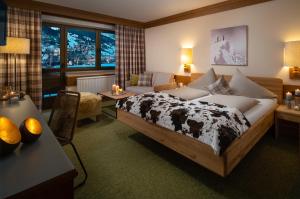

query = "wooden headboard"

[{"left": 184, "top": 73, "right": 283, "bottom": 104}]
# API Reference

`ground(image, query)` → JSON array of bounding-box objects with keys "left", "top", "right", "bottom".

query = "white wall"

[{"left": 145, "top": 0, "right": 300, "bottom": 85}]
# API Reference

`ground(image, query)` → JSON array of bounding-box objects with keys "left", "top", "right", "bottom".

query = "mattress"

[
  {"left": 244, "top": 98, "right": 277, "bottom": 124},
  {"left": 190, "top": 96, "right": 277, "bottom": 125}
]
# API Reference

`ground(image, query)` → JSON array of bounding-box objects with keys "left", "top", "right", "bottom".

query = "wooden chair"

[{"left": 48, "top": 90, "right": 88, "bottom": 189}]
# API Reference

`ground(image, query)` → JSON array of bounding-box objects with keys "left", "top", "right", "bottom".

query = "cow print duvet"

[{"left": 116, "top": 92, "right": 251, "bottom": 155}]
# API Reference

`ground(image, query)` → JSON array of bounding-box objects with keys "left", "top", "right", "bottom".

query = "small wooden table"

[
  {"left": 99, "top": 91, "right": 136, "bottom": 118},
  {"left": 100, "top": 91, "right": 136, "bottom": 100},
  {"left": 275, "top": 104, "right": 300, "bottom": 152}
]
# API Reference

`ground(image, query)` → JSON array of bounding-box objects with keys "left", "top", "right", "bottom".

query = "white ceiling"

[{"left": 36, "top": 0, "right": 225, "bottom": 22}]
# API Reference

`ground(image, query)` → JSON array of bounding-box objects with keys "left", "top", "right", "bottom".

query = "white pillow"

[
  {"left": 229, "top": 69, "right": 276, "bottom": 99},
  {"left": 200, "top": 94, "right": 259, "bottom": 113},
  {"left": 152, "top": 72, "right": 173, "bottom": 86},
  {"left": 208, "top": 75, "right": 232, "bottom": 95},
  {"left": 163, "top": 87, "right": 209, "bottom": 100},
  {"left": 188, "top": 68, "right": 217, "bottom": 90}
]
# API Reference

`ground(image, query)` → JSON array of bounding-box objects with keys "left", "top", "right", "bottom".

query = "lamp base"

[{"left": 184, "top": 64, "right": 191, "bottom": 73}]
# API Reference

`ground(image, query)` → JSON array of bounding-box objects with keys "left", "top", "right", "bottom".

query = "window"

[
  {"left": 41, "top": 23, "right": 116, "bottom": 70},
  {"left": 100, "top": 32, "right": 116, "bottom": 68},
  {"left": 41, "top": 23, "right": 115, "bottom": 109},
  {"left": 67, "top": 28, "right": 96, "bottom": 68},
  {"left": 42, "top": 25, "right": 61, "bottom": 69}
]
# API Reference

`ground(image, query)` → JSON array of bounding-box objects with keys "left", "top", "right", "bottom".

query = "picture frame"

[{"left": 211, "top": 25, "right": 248, "bottom": 66}]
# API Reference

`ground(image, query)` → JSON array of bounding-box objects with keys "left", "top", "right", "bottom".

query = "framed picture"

[{"left": 211, "top": 25, "right": 248, "bottom": 66}]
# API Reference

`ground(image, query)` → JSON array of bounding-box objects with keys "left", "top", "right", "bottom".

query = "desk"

[{"left": 0, "top": 96, "right": 77, "bottom": 199}]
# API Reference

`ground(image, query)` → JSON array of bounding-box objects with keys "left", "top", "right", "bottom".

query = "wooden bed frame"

[{"left": 117, "top": 74, "right": 283, "bottom": 177}]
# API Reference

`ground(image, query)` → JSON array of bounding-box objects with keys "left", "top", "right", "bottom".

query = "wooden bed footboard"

[{"left": 117, "top": 104, "right": 277, "bottom": 177}]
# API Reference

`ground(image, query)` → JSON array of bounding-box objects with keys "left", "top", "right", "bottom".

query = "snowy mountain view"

[
  {"left": 67, "top": 28, "right": 96, "bottom": 68},
  {"left": 101, "top": 32, "right": 116, "bottom": 68},
  {"left": 42, "top": 26, "right": 61, "bottom": 69},
  {"left": 42, "top": 25, "right": 116, "bottom": 69}
]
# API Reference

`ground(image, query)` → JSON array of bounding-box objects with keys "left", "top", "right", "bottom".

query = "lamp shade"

[
  {"left": 284, "top": 41, "right": 300, "bottom": 67},
  {"left": 0, "top": 37, "right": 30, "bottom": 54},
  {"left": 181, "top": 48, "right": 193, "bottom": 65}
]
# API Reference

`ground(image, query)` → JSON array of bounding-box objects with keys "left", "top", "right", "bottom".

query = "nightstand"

[
  {"left": 275, "top": 104, "right": 300, "bottom": 140},
  {"left": 174, "top": 75, "right": 191, "bottom": 85}
]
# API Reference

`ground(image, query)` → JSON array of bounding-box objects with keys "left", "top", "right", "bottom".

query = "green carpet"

[{"left": 46, "top": 112, "right": 300, "bottom": 199}]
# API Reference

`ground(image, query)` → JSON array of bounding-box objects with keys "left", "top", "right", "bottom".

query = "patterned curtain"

[
  {"left": 115, "top": 25, "right": 146, "bottom": 89},
  {"left": 0, "top": 7, "right": 42, "bottom": 109}
]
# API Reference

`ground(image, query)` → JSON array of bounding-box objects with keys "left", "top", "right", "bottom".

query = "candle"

[
  {"left": 20, "top": 117, "right": 43, "bottom": 143},
  {"left": 286, "top": 92, "right": 293, "bottom": 101},
  {"left": 10, "top": 91, "right": 15, "bottom": 96},
  {"left": 112, "top": 84, "right": 116, "bottom": 93},
  {"left": 119, "top": 88, "right": 123, "bottom": 93},
  {"left": 115, "top": 85, "right": 119, "bottom": 95},
  {"left": 1, "top": 94, "right": 9, "bottom": 100},
  {"left": 179, "top": 82, "right": 184, "bottom": 88},
  {"left": 296, "top": 89, "right": 300, "bottom": 96},
  {"left": 294, "top": 106, "right": 300, "bottom": 111}
]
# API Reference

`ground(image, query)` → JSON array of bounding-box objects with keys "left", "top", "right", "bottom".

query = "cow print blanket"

[{"left": 116, "top": 92, "right": 251, "bottom": 155}]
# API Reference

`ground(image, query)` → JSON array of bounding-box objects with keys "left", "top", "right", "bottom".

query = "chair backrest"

[{"left": 48, "top": 90, "right": 81, "bottom": 141}]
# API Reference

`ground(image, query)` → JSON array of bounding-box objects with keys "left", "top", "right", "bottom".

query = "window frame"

[{"left": 42, "top": 22, "right": 116, "bottom": 72}]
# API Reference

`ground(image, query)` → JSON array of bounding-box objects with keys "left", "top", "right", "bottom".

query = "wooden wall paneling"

[
  {"left": 176, "top": 73, "right": 283, "bottom": 104},
  {"left": 174, "top": 75, "right": 191, "bottom": 85}
]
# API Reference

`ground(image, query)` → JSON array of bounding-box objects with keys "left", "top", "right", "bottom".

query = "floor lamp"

[{"left": 0, "top": 37, "right": 30, "bottom": 92}]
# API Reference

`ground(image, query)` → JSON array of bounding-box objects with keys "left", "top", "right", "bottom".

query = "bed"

[{"left": 117, "top": 74, "right": 283, "bottom": 177}]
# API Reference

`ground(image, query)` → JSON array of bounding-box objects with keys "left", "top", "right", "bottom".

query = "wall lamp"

[
  {"left": 181, "top": 48, "right": 193, "bottom": 73},
  {"left": 284, "top": 41, "right": 300, "bottom": 79}
]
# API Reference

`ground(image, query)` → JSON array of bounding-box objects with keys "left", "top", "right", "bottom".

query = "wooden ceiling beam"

[
  {"left": 144, "top": 0, "right": 274, "bottom": 28},
  {"left": 5, "top": 0, "right": 144, "bottom": 28}
]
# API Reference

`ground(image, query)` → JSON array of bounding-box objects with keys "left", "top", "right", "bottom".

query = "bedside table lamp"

[
  {"left": 284, "top": 41, "right": 300, "bottom": 79},
  {"left": 0, "top": 37, "right": 30, "bottom": 91},
  {"left": 181, "top": 48, "right": 193, "bottom": 73}
]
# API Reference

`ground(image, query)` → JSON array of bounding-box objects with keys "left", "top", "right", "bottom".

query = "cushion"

[
  {"left": 188, "top": 68, "right": 217, "bottom": 90},
  {"left": 208, "top": 75, "right": 232, "bottom": 95},
  {"left": 130, "top": 74, "right": 139, "bottom": 86},
  {"left": 138, "top": 72, "right": 153, "bottom": 86},
  {"left": 152, "top": 72, "right": 174, "bottom": 86},
  {"left": 163, "top": 87, "right": 209, "bottom": 100},
  {"left": 200, "top": 95, "right": 259, "bottom": 113},
  {"left": 229, "top": 69, "right": 277, "bottom": 99},
  {"left": 79, "top": 92, "right": 102, "bottom": 114},
  {"left": 126, "top": 86, "right": 154, "bottom": 94}
]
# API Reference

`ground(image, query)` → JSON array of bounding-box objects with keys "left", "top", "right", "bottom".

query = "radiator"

[{"left": 77, "top": 75, "right": 115, "bottom": 93}]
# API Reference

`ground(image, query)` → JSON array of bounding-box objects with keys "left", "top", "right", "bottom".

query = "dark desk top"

[{"left": 0, "top": 96, "right": 76, "bottom": 198}]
